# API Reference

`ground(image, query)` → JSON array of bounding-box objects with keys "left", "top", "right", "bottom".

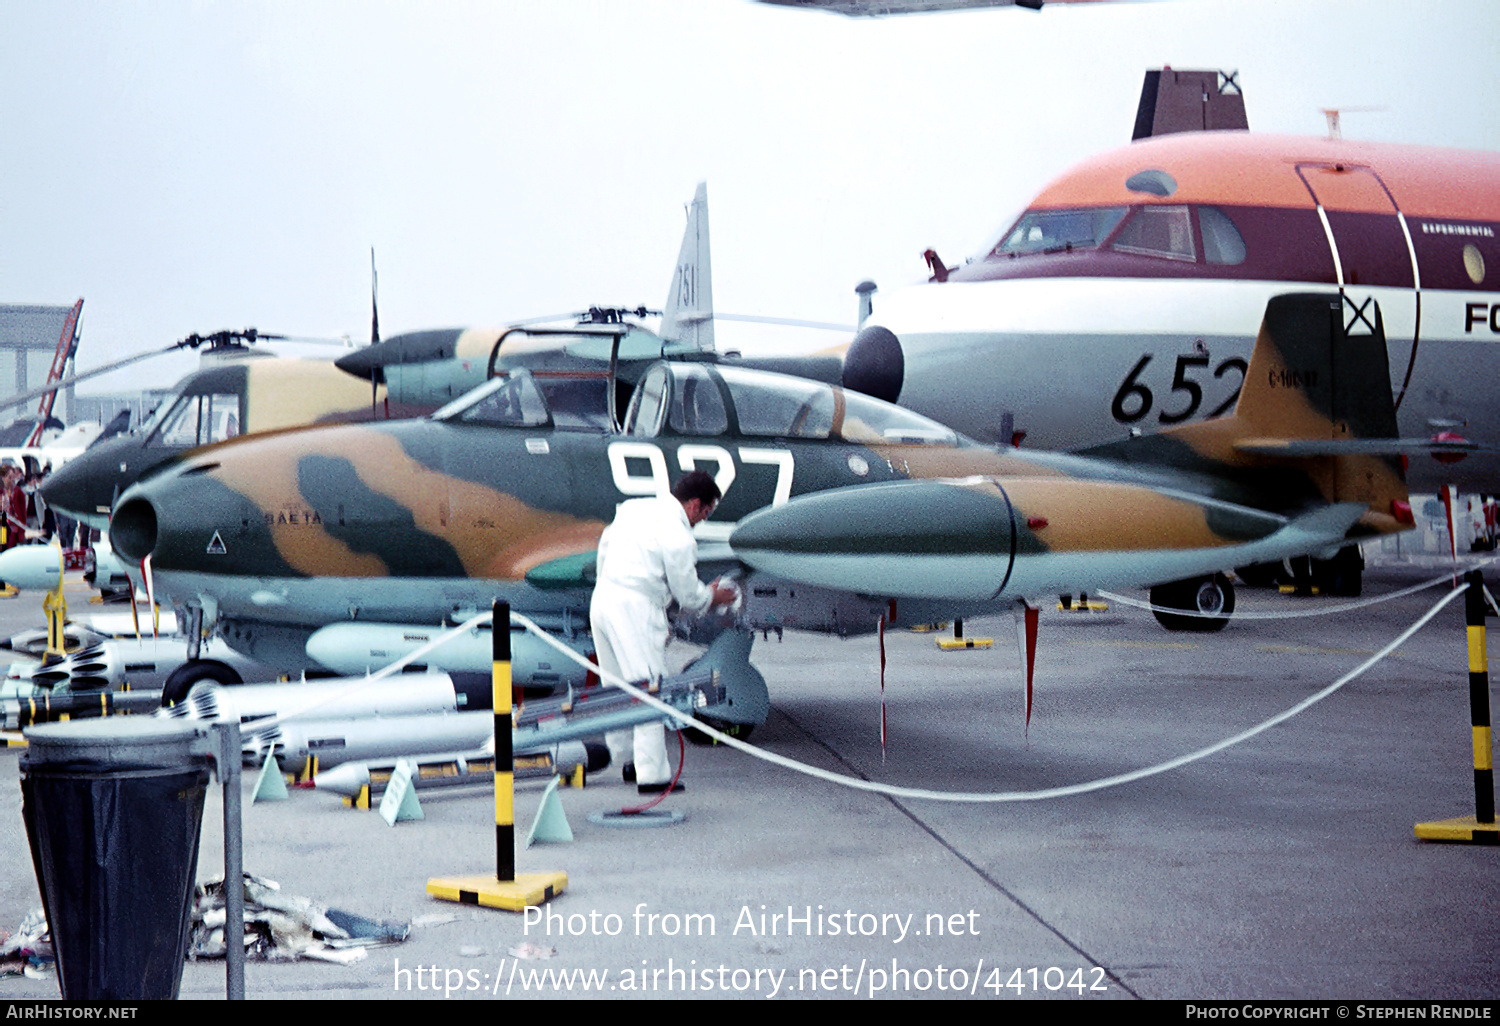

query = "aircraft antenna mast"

[{"left": 1320, "top": 106, "right": 1385, "bottom": 140}]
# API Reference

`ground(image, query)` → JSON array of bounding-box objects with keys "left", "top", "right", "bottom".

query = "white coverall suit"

[{"left": 590, "top": 495, "right": 716, "bottom": 785}]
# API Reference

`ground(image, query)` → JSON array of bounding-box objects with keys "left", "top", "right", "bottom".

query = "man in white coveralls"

[{"left": 592, "top": 470, "right": 737, "bottom": 793}]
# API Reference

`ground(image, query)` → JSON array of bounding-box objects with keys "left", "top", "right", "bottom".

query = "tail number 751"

[{"left": 1111, "top": 354, "right": 1248, "bottom": 425}]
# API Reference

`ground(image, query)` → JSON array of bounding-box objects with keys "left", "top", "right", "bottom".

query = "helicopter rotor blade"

[
  {"left": 714, "top": 313, "right": 856, "bottom": 332},
  {"left": 0, "top": 344, "right": 182, "bottom": 417}
]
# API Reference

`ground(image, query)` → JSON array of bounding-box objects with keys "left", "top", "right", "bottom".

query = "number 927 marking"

[{"left": 1111, "top": 353, "right": 1248, "bottom": 425}]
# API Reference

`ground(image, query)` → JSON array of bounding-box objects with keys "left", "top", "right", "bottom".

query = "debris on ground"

[
  {"left": 189, "top": 873, "right": 409, "bottom": 964},
  {"left": 0, "top": 909, "right": 54, "bottom": 978}
]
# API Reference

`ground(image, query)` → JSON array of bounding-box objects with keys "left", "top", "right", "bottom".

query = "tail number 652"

[{"left": 1111, "top": 354, "right": 1248, "bottom": 425}]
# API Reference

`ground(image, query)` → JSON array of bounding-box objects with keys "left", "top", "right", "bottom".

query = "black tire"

[
  {"left": 1234, "top": 561, "right": 1284, "bottom": 589},
  {"left": 160, "top": 659, "right": 242, "bottom": 708},
  {"left": 1150, "top": 573, "right": 1235, "bottom": 632},
  {"left": 1310, "top": 546, "right": 1363, "bottom": 597},
  {"left": 684, "top": 716, "right": 755, "bottom": 747}
]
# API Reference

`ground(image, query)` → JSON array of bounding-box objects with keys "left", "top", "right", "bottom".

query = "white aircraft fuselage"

[{"left": 846, "top": 132, "right": 1500, "bottom": 492}]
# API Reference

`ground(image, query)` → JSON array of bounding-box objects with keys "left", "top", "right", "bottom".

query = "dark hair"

[{"left": 671, "top": 469, "right": 721, "bottom": 506}]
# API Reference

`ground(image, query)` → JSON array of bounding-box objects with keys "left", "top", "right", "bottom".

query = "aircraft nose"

[
  {"left": 730, "top": 479, "right": 1014, "bottom": 601},
  {"left": 334, "top": 344, "right": 385, "bottom": 382},
  {"left": 110, "top": 496, "right": 158, "bottom": 562},
  {"left": 41, "top": 436, "right": 151, "bottom": 527},
  {"left": 39, "top": 457, "right": 95, "bottom": 521},
  {"left": 841, "top": 324, "right": 904, "bottom": 404},
  {"left": 334, "top": 329, "right": 466, "bottom": 383}
]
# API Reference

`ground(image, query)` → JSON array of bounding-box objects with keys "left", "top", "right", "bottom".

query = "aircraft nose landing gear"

[{"left": 1149, "top": 572, "right": 1235, "bottom": 632}]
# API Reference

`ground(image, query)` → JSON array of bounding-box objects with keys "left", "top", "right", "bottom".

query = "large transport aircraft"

[
  {"left": 843, "top": 131, "right": 1500, "bottom": 493},
  {"left": 108, "top": 292, "right": 1409, "bottom": 708}
]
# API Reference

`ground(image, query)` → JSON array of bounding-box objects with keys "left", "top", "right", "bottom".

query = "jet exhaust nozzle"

[{"left": 110, "top": 498, "right": 158, "bottom": 562}]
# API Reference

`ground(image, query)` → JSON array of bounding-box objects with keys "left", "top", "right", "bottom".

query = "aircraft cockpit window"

[
  {"left": 151, "top": 393, "right": 240, "bottom": 447},
  {"left": 837, "top": 392, "right": 958, "bottom": 447},
  {"left": 666, "top": 366, "right": 728, "bottom": 436},
  {"left": 1198, "top": 206, "right": 1247, "bottom": 265},
  {"left": 1111, "top": 205, "right": 1196, "bottom": 262},
  {"left": 993, "top": 207, "right": 1127, "bottom": 256},
  {"left": 534, "top": 376, "right": 612, "bottom": 432},
  {"left": 623, "top": 365, "right": 670, "bottom": 437},
  {"left": 446, "top": 372, "right": 550, "bottom": 428},
  {"left": 717, "top": 368, "right": 834, "bottom": 439},
  {"left": 146, "top": 396, "right": 190, "bottom": 445}
]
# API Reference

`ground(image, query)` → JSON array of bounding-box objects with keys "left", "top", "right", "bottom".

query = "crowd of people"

[{"left": 0, "top": 457, "right": 73, "bottom": 555}]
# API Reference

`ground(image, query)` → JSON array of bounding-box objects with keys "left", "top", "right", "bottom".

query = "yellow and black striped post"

[
  {"left": 1416, "top": 569, "right": 1498, "bottom": 844},
  {"left": 494, "top": 601, "right": 515, "bottom": 882},
  {"left": 426, "top": 600, "right": 567, "bottom": 909},
  {"left": 1467, "top": 570, "right": 1496, "bottom": 827}
]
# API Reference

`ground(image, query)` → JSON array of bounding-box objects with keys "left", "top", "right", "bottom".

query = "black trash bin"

[{"left": 20, "top": 718, "right": 211, "bottom": 1000}]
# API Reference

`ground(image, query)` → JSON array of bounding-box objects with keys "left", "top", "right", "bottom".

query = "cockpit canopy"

[
  {"left": 622, "top": 362, "right": 959, "bottom": 445},
  {"left": 434, "top": 362, "right": 963, "bottom": 446},
  {"left": 432, "top": 370, "right": 614, "bottom": 431},
  {"left": 986, "top": 204, "right": 1246, "bottom": 266},
  {"left": 141, "top": 391, "right": 241, "bottom": 448}
]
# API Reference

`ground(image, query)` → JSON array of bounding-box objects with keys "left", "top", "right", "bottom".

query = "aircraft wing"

[{"left": 1234, "top": 438, "right": 1500, "bottom": 457}]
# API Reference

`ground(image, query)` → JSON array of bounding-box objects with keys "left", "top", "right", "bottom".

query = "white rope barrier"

[
  {"left": 509, "top": 584, "right": 1468, "bottom": 804},
  {"left": 1483, "top": 584, "right": 1500, "bottom": 619},
  {"left": 1098, "top": 557, "right": 1495, "bottom": 621},
  {"left": 216, "top": 571, "right": 1471, "bottom": 802}
]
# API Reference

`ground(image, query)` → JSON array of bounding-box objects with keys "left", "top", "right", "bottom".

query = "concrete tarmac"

[{"left": 0, "top": 558, "right": 1496, "bottom": 1001}]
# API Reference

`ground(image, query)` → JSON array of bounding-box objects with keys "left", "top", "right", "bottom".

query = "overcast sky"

[{"left": 3, "top": 0, "right": 1497, "bottom": 396}]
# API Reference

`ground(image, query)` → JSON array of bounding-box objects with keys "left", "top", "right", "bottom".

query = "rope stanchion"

[
  {"left": 426, "top": 601, "right": 568, "bottom": 910},
  {"left": 1416, "top": 571, "right": 1499, "bottom": 844}
]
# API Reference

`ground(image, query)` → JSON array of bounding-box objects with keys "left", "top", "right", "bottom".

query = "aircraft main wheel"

[
  {"left": 684, "top": 716, "right": 755, "bottom": 746},
  {"left": 1150, "top": 573, "right": 1235, "bottom": 632},
  {"left": 1310, "top": 546, "right": 1363, "bottom": 598},
  {"left": 1234, "top": 561, "right": 1284, "bottom": 589},
  {"left": 160, "top": 659, "right": 242, "bottom": 708}
]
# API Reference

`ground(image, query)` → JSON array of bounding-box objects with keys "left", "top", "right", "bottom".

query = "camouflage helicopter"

[{"left": 108, "top": 292, "right": 1409, "bottom": 712}]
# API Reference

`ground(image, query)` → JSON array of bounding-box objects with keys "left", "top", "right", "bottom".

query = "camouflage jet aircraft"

[{"left": 108, "top": 292, "right": 1408, "bottom": 709}]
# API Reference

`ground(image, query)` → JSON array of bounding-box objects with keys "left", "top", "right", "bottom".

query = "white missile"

[
  {"left": 88, "top": 539, "right": 134, "bottom": 589},
  {"left": 305, "top": 621, "right": 592, "bottom": 690},
  {"left": 258, "top": 710, "right": 495, "bottom": 773},
  {"left": 173, "top": 672, "right": 487, "bottom": 724},
  {"left": 0, "top": 544, "right": 63, "bottom": 592},
  {"left": 312, "top": 740, "right": 603, "bottom": 798}
]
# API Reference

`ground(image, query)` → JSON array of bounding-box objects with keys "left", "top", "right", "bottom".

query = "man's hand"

[{"left": 709, "top": 579, "right": 739, "bottom": 607}]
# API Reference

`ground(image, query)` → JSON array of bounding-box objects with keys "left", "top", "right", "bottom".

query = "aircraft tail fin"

[
  {"left": 1132, "top": 68, "right": 1248, "bottom": 140},
  {"left": 659, "top": 182, "right": 714, "bottom": 352},
  {"left": 1230, "top": 292, "right": 1398, "bottom": 445},
  {"left": 1158, "top": 292, "right": 1408, "bottom": 531}
]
